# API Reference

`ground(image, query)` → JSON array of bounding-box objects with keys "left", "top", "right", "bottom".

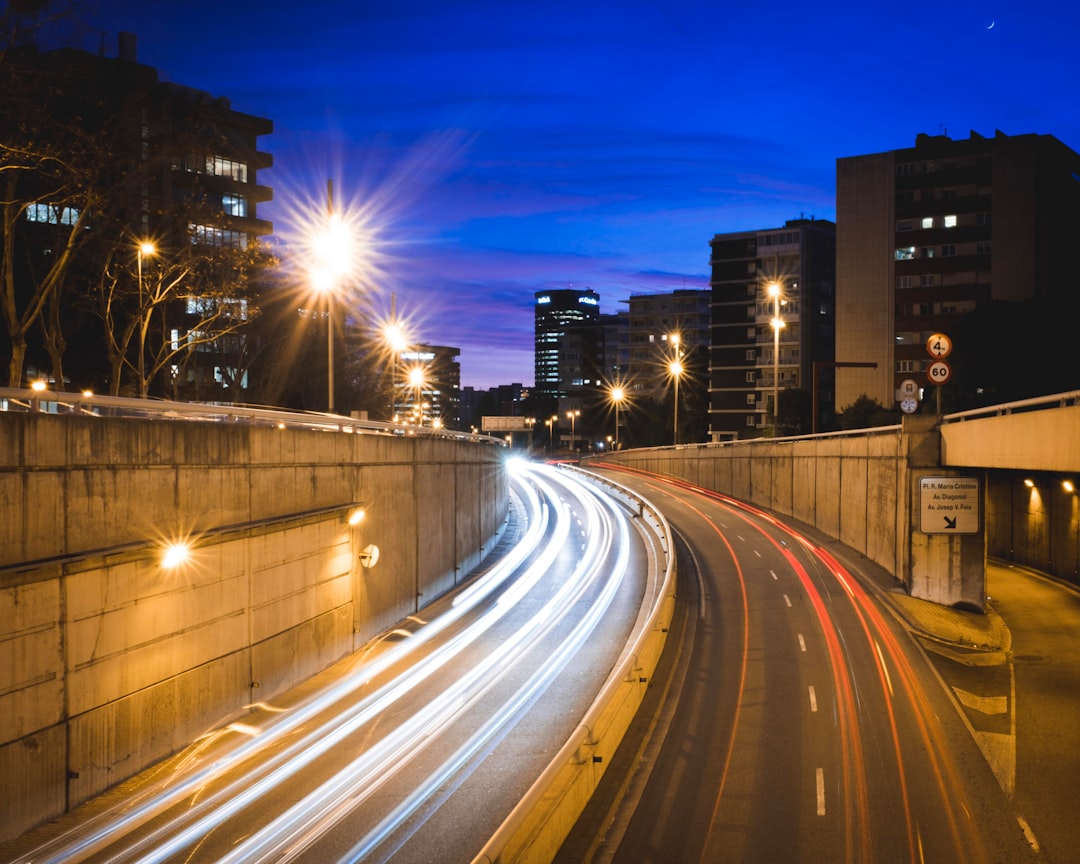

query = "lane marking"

[
  {"left": 1017, "top": 815, "right": 1040, "bottom": 852},
  {"left": 797, "top": 634, "right": 806, "bottom": 652},
  {"left": 769, "top": 569, "right": 778, "bottom": 580},
  {"left": 753, "top": 549, "right": 761, "bottom": 558},
  {"left": 783, "top": 594, "right": 792, "bottom": 607},
  {"left": 816, "top": 767, "right": 825, "bottom": 815},
  {"left": 808, "top": 685, "right": 818, "bottom": 713},
  {"left": 952, "top": 688, "right": 1007, "bottom": 716}
]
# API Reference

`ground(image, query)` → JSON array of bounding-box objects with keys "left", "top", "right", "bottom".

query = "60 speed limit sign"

[{"left": 927, "top": 360, "right": 952, "bottom": 385}]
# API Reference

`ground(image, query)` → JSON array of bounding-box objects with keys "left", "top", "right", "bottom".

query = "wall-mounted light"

[
  {"left": 161, "top": 542, "right": 191, "bottom": 569},
  {"left": 1023, "top": 478, "right": 1035, "bottom": 488},
  {"left": 1064, "top": 479, "right": 1076, "bottom": 494},
  {"left": 348, "top": 507, "right": 366, "bottom": 526},
  {"left": 31, "top": 380, "right": 47, "bottom": 392}
]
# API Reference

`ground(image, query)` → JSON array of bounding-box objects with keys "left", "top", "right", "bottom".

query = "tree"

[
  {"left": 838, "top": 394, "right": 899, "bottom": 430},
  {"left": 0, "top": 4, "right": 105, "bottom": 386}
]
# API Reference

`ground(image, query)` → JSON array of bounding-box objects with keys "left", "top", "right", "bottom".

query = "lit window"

[
  {"left": 222, "top": 194, "right": 247, "bottom": 217},
  {"left": 921, "top": 217, "right": 934, "bottom": 228},
  {"left": 895, "top": 247, "right": 915, "bottom": 260},
  {"left": 746, "top": 393, "right": 756, "bottom": 404},
  {"left": 944, "top": 214, "right": 957, "bottom": 228}
]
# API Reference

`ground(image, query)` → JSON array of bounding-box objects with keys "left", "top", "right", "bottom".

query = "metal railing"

[
  {"left": 941, "top": 389, "right": 1080, "bottom": 423},
  {"left": 0, "top": 387, "right": 505, "bottom": 445}
]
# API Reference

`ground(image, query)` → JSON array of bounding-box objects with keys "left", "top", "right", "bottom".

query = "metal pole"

[
  {"left": 137, "top": 249, "right": 145, "bottom": 398},
  {"left": 773, "top": 292, "right": 780, "bottom": 437},
  {"left": 326, "top": 179, "right": 335, "bottom": 414},
  {"left": 673, "top": 374, "right": 679, "bottom": 445}
]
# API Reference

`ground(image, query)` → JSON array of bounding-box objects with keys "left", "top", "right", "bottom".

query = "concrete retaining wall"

[
  {"left": 586, "top": 416, "right": 985, "bottom": 610},
  {"left": 0, "top": 413, "right": 508, "bottom": 842}
]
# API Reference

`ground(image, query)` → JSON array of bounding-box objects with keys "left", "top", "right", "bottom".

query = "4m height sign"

[{"left": 919, "top": 476, "right": 981, "bottom": 534}]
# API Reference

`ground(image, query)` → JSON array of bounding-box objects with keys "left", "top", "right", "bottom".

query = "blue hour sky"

[{"left": 85, "top": 0, "right": 1079, "bottom": 388}]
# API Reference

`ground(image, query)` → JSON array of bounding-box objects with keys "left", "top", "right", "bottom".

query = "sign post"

[{"left": 926, "top": 332, "right": 953, "bottom": 417}]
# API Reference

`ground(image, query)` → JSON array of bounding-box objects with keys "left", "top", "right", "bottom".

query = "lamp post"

[
  {"left": 767, "top": 282, "right": 785, "bottom": 437},
  {"left": 310, "top": 179, "right": 354, "bottom": 414},
  {"left": 610, "top": 385, "right": 625, "bottom": 450},
  {"left": 408, "top": 365, "right": 425, "bottom": 425},
  {"left": 566, "top": 409, "right": 580, "bottom": 452},
  {"left": 669, "top": 359, "right": 684, "bottom": 445},
  {"left": 136, "top": 241, "right": 156, "bottom": 398},
  {"left": 383, "top": 320, "right": 407, "bottom": 418}
]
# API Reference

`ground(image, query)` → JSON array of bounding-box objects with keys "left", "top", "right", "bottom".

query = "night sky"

[{"left": 82, "top": 0, "right": 1079, "bottom": 388}]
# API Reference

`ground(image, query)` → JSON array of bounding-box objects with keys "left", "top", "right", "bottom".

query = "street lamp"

[
  {"left": 566, "top": 409, "right": 580, "bottom": 453},
  {"left": 610, "top": 385, "right": 626, "bottom": 450},
  {"left": 309, "top": 180, "right": 355, "bottom": 414},
  {"left": 407, "top": 365, "right": 426, "bottom": 425},
  {"left": 767, "top": 282, "right": 786, "bottom": 437},
  {"left": 383, "top": 320, "right": 408, "bottom": 418},
  {"left": 669, "top": 358, "right": 684, "bottom": 445},
  {"left": 136, "top": 240, "right": 156, "bottom": 398}
]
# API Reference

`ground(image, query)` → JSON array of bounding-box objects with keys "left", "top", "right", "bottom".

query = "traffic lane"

[
  {"left": 988, "top": 562, "right": 1080, "bottom": 863},
  {"left": 6, "top": 464, "right": 650, "bottom": 864},
  {"left": 589, "top": 466, "right": 1039, "bottom": 864}
]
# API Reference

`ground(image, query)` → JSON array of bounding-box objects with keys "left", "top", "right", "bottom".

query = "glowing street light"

[
  {"left": 136, "top": 240, "right": 156, "bottom": 398},
  {"left": 609, "top": 385, "right": 626, "bottom": 450},
  {"left": 566, "top": 409, "right": 581, "bottom": 453},
  {"left": 669, "top": 358, "right": 684, "bottom": 445},
  {"left": 767, "top": 282, "right": 786, "bottom": 437},
  {"left": 309, "top": 180, "right": 355, "bottom": 414},
  {"left": 407, "top": 365, "right": 426, "bottom": 425}
]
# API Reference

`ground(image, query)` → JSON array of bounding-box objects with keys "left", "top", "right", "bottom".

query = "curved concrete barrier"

[{"left": 471, "top": 464, "right": 675, "bottom": 864}]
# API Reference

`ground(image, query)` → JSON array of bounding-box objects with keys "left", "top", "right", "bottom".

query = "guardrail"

[
  {"left": 0, "top": 387, "right": 505, "bottom": 445},
  {"left": 472, "top": 464, "right": 676, "bottom": 864},
  {"left": 941, "top": 389, "right": 1080, "bottom": 423}
]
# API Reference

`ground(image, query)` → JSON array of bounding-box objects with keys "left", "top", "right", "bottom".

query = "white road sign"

[
  {"left": 919, "top": 476, "right": 980, "bottom": 534},
  {"left": 927, "top": 360, "right": 952, "bottom": 385}
]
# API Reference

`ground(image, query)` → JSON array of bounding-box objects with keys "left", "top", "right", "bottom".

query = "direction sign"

[
  {"left": 927, "top": 360, "right": 952, "bottom": 385},
  {"left": 926, "top": 332, "right": 953, "bottom": 359},
  {"left": 919, "top": 476, "right": 980, "bottom": 534}
]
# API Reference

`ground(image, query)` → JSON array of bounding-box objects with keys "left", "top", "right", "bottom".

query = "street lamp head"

[
  {"left": 138, "top": 241, "right": 156, "bottom": 258},
  {"left": 767, "top": 282, "right": 781, "bottom": 298},
  {"left": 669, "top": 359, "right": 684, "bottom": 378},
  {"left": 611, "top": 386, "right": 625, "bottom": 403},
  {"left": 771, "top": 316, "right": 786, "bottom": 331}
]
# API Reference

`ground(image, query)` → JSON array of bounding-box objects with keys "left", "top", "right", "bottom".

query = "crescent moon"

[{"left": 987, "top": 20, "right": 995, "bottom": 29}]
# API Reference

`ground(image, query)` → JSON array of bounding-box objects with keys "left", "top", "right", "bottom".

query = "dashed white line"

[
  {"left": 1017, "top": 815, "right": 1041, "bottom": 852},
  {"left": 808, "top": 685, "right": 818, "bottom": 713},
  {"left": 797, "top": 634, "right": 806, "bottom": 652},
  {"left": 753, "top": 549, "right": 761, "bottom": 558},
  {"left": 769, "top": 569, "right": 778, "bottom": 580},
  {"left": 816, "top": 768, "right": 825, "bottom": 815},
  {"left": 783, "top": 594, "right": 792, "bottom": 608}
]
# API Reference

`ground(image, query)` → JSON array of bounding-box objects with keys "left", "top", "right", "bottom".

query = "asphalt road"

[
  {"left": 562, "top": 465, "right": 1042, "bottom": 864},
  {"left": 2, "top": 462, "right": 652, "bottom": 864}
]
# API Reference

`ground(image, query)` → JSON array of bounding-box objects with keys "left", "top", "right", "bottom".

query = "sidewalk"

[{"left": 884, "top": 588, "right": 1011, "bottom": 653}]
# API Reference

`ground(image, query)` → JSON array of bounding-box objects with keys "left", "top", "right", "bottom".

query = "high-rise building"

[
  {"left": 533, "top": 287, "right": 600, "bottom": 400},
  {"left": 622, "top": 289, "right": 710, "bottom": 396},
  {"left": 708, "top": 219, "right": 836, "bottom": 439},
  {"left": 399, "top": 343, "right": 461, "bottom": 428},
  {"left": 835, "top": 130, "right": 1080, "bottom": 412},
  {"left": 3, "top": 32, "right": 273, "bottom": 397}
]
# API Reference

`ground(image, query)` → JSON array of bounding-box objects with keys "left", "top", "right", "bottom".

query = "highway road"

[
  {"left": 3, "top": 461, "right": 652, "bottom": 864},
  {"left": 561, "top": 465, "right": 1042, "bottom": 864}
]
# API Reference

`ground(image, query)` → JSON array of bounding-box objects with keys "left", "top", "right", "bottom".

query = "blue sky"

[{"left": 85, "top": 0, "right": 1079, "bottom": 388}]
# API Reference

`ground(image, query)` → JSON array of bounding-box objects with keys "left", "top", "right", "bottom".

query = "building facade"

[
  {"left": 4, "top": 32, "right": 273, "bottom": 397},
  {"left": 533, "top": 287, "right": 600, "bottom": 401},
  {"left": 835, "top": 130, "right": 1080, "bottom": 412},
  {"left": 708, "top": 219, "right": 836, "bottom": 440}
]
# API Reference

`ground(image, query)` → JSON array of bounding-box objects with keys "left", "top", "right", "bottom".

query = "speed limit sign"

[{"left": 927, "top": 360, "right": 952, "bottom": 385}]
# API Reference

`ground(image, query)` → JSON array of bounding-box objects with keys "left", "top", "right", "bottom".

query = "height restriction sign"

[{"left": 926, "top": 333, "right": 952, "bottom": 359}]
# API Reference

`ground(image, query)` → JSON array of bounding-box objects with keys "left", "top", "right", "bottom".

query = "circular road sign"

[
  {"left": 900, "top": 378, "right": 919, "bottom": 397},
  {"left": 927, "top": 333, "right": 953, "bottom": 359},
  {"left": 901, "top": 397, "right": 919, "bottom": 414},
  {"left": 927, "top": 360, "right": 952, "bottom": 385}
]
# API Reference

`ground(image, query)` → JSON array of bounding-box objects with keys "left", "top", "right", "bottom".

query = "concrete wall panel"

[{"left": 0, "top": 413, "right": 507, "bottom": 841}]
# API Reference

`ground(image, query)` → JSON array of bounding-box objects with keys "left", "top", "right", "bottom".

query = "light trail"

[{"left": 17, "top": 462, "right": 639, "bottom": 864}]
